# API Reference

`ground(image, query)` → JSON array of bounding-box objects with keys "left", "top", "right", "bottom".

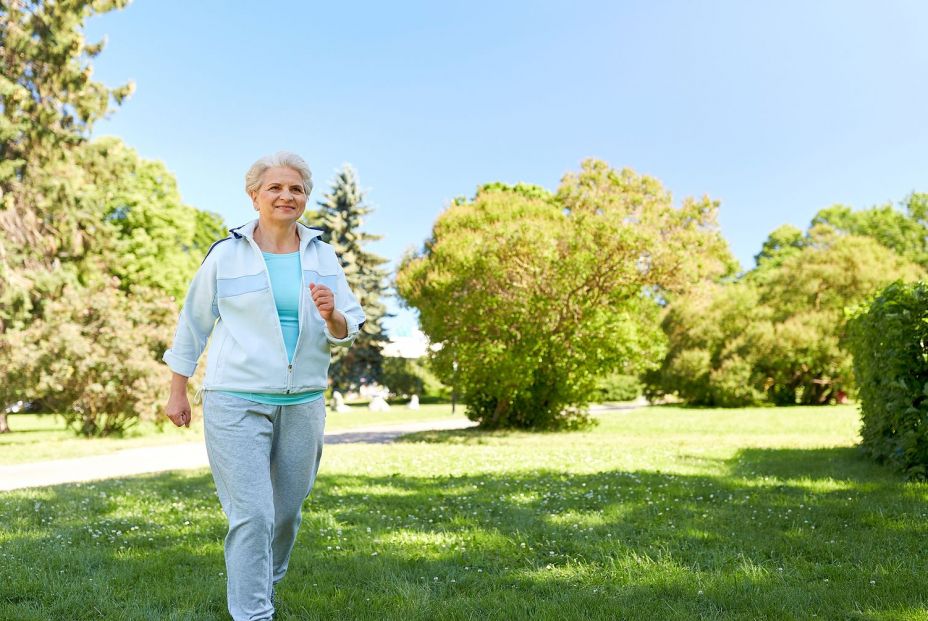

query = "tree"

[
  {"left": 0, "top": 0, "right": 131, "bottom": 433},
  {"left": 0, "top": 0, "right": 224, "bottom": 434},
  {"left": 0, "top": 0, "right": 133, "bottom": 284},
  {"left": 644, "top": 281, "right": 766, "bottom": 407},
  {"left": 811, "top": 195, "right": 928, "bottom": 269},
  {"left": 304, "top": 164, "right": 389, "bottom": 391},
  {"left": 397, "top": 159, "right": 734, "bottom": 429},
  {"left": 76, "top": 137, "right": 226, "bottom": 300},
  {"left": 753, "top": 224, "right": 805, "bottom": 269},
  {"left": 6, "top": 281, "right": 176, "bottom": 435},
  {"left": 648, "top": 226, "right": 924, "bottom": 406}
]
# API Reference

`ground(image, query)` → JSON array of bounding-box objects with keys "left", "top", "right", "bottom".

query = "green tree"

[
  {"left": 381, "top": 356, "right": 449, "bottom": 400},
  {"left": 753, "top": 224, "right": 805, "bottom": 269},
  {"left": 649, "top": 227, "right": 924, "bottom": 406},
  {"left": 77, "top": 137, "right": 225, "bottom": 300},
  {"left": 644, "top": 281, "right": 765, "bottom": 407},
  {"left": 397, "top": 159, "right": 734, "bottom": 429},
  {"left": 304, "top": 164, "right": 389, "bottom": 391},
  {"left": 0, "top": 0, "right": 133, "bottom": 287},
  {"left": 0, "top": 0, "right": 223, "bottom": 435},
  {"left": 811, "top": 195, "right": 928, "bottom": 268}
]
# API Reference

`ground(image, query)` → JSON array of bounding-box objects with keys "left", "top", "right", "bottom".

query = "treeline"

[{"left": 644, "top": 200, "right": 927, "bottom": 407}]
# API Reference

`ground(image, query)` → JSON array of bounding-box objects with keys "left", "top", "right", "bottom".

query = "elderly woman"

[{"left": 163, "top": 151, "right": 364, "bottom": 621}]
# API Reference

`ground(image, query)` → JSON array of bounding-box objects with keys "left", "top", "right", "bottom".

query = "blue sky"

[{"left": 84, "top": 1, "right": 928, "bottom": 336}]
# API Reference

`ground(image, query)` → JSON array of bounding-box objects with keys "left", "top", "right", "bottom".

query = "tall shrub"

[
  {"left": 397, "top": 161, "right": 734, "bottom": 430},
  {"left": 847, "top": 281, "right": 928, "bottom": 479}
]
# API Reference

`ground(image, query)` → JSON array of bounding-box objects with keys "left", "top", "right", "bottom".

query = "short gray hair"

[{"left": 244, "top": 151, "right": 314, "bottom": 197}]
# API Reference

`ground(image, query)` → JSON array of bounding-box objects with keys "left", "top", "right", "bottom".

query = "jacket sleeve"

[
  {"left": 162, "top": 255, "right": 220, "bottom": 376},
  {"left": 325, "top": 258, "right": 366, "bottom": 347}
]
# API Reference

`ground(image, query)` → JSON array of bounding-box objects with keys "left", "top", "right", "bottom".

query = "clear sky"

[{"left": 84, "top": 1, "right": 928, "bottom": 336}]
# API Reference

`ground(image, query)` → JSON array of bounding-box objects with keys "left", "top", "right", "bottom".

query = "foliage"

[
  {"left": 0, "top": 1, "right": 224, "bottom": 436},
  {"left": 648, "top": 228, "right": 924, "bottom": 406},
  {"left": 847, "top": 282, "right": 928, "bottom": 480},
  {"left": 591, "top": 372, "right": 642, "bottom": 402},
  {"left": 381, "top": 356, "right": 450, "bottom": 399},
  {"left": 812, "top": 194, "right": 928, "bottom": 269},
  {"left": 77, "top": 138, "right": 226, "bottom": 300},
  {"left": 0, "top": 0, "right": 133, "bottom": 286},
  {"left": 752, "top": 224, "right": 805, "bottom": 269},
  {"left": 397, "top": 159, "right": 734, "bottom": 429},
  {"left": 304, "top": 164, "right": 389, "bottom": 391},
  {"left": 4, "top": 281, "right": 175, "bottom": 436}
]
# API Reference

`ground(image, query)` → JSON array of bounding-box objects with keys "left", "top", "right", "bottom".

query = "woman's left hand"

[
  {"left": 310, "top": 283, "right": 349, "bottom": 338},
  {"left": 309, "top": 283, "right": 336, "bottom": 321}
]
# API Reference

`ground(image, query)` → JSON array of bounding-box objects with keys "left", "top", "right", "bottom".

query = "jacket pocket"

[
  {"left": 217, "top": 272, "right": 269, "bottom": 298},
  {"left": 303, "top": 270, "right": 338, "bottom": 290}
]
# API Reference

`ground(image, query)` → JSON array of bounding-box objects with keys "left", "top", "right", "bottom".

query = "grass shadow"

[{"left": 727, "top": 445, "right": 894, "bottom": 484}]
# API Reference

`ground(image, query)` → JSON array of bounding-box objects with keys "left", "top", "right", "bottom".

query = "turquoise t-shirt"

[{"left": 220, "top": 251, "right": 323, "bottom": 406}]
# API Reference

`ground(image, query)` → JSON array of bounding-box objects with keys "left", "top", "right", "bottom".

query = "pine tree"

[{"left": 306, "top": 165, "right": 389, "bottom": 392}]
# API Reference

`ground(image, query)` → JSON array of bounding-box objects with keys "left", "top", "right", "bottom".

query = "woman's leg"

[
  {"left": 204, "top": 392, "right": 277, "bottom": 621},
  {"left": 269, "top": 396, "right": 326, "bottom": 585}
]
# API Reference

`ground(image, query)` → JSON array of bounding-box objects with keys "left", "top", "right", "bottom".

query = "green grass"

[
  {"left": 0, "top": 404, "right": 463, "bottom": 466},
  {"left": 2, "top": 405, "right": 928, "bottom": 620}
]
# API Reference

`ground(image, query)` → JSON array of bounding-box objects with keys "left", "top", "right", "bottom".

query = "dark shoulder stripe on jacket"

[{"left": 201, "top": 236, "right": 233, "bottom": 264}]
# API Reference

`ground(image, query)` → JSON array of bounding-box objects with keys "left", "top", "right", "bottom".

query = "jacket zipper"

[
  {"left": 247, "top": 234, "right": 295, "bottom": 391},
  {"left": 288, "top": 238, "right": 307, "bottom": 394}
]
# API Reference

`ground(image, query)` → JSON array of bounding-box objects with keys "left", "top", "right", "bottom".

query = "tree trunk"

[{"left": 0, "top": 412, "right": 9, "bottom": 433}]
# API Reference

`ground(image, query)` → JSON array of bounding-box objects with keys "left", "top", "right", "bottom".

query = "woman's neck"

[{"left": 253, "top": 220, "right": 300, "bottom": 253}]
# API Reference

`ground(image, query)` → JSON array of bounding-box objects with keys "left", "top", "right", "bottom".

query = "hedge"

[{"left": 847, "top": 281, "right": 928, "bottom": 479}]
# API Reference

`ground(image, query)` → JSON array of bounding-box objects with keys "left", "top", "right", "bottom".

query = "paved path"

[{"left": 0, "top": 418, "right": 476, "bottom": 492}]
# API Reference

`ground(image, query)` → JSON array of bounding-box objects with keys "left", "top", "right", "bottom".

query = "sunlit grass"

[
  {"left": 0, "top": 404, "right": 463, "bottom": 465},
  {"left": 2, "top": 405, "right": 927, "bottom": 619}
]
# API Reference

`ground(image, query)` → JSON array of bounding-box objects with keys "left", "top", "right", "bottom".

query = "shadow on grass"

[
  {"left": 727, "top": 446, "right": 878, "bottom": 482},
  {"left": 1, "top": 443, "right": 927, "bottom": 620}
]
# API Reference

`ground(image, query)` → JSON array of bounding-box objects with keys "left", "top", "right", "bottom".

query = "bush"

[
  {"left": 592, "top": 372, "right": 642, "bottom": 402},
  {"left": 4, "top": 282, "right": 176, "bottom": 436},
  {"left": 847, "top": 281, "right": 928, "bottom": 479}
]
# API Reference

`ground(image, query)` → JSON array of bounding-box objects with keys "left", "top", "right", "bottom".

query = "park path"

[{"left": 0, "top": 418, "right": 477, "bottom": 492}]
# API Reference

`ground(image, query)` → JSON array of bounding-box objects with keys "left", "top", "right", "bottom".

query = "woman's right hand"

[{"left": 166, "top": 391, "right": 191, "bottom": 427}]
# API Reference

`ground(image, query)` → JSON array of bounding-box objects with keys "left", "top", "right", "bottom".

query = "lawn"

[
  {"left": 0, "top": 403, "right": 463, "bottom": 465},
  {"left": 2, "top": 405, "right": 927, "bottom": 620}
]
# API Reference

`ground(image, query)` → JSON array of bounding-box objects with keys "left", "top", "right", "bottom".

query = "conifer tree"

[{"left": 306, "top": 165, "right": 389, "bottom": 392}]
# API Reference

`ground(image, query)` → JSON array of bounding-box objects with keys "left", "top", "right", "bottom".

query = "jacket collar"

[{"left": 229, "top": 219, "right": 324, "bottom": 250}]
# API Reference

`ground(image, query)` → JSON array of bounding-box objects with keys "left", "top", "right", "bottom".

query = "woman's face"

[{"left": 251, "top": 166, "right": 308, "bottom": 224}]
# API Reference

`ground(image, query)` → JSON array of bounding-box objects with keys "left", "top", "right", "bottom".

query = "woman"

[{"left": 163, "top": 151, "right": 365, "bottom": 621}]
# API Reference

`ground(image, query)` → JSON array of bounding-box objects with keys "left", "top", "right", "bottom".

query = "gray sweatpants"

[{"left": 203, "top": 391, "right": 326, "bottom": 621}]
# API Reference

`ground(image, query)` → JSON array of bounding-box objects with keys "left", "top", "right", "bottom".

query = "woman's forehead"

[{"left": 262, "top": 167, "right": 303, "bottom": 185}]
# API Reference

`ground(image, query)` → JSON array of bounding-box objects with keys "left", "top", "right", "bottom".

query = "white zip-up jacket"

[{"left": 162, "top": 219, "right": 365, "bottom": 393}]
